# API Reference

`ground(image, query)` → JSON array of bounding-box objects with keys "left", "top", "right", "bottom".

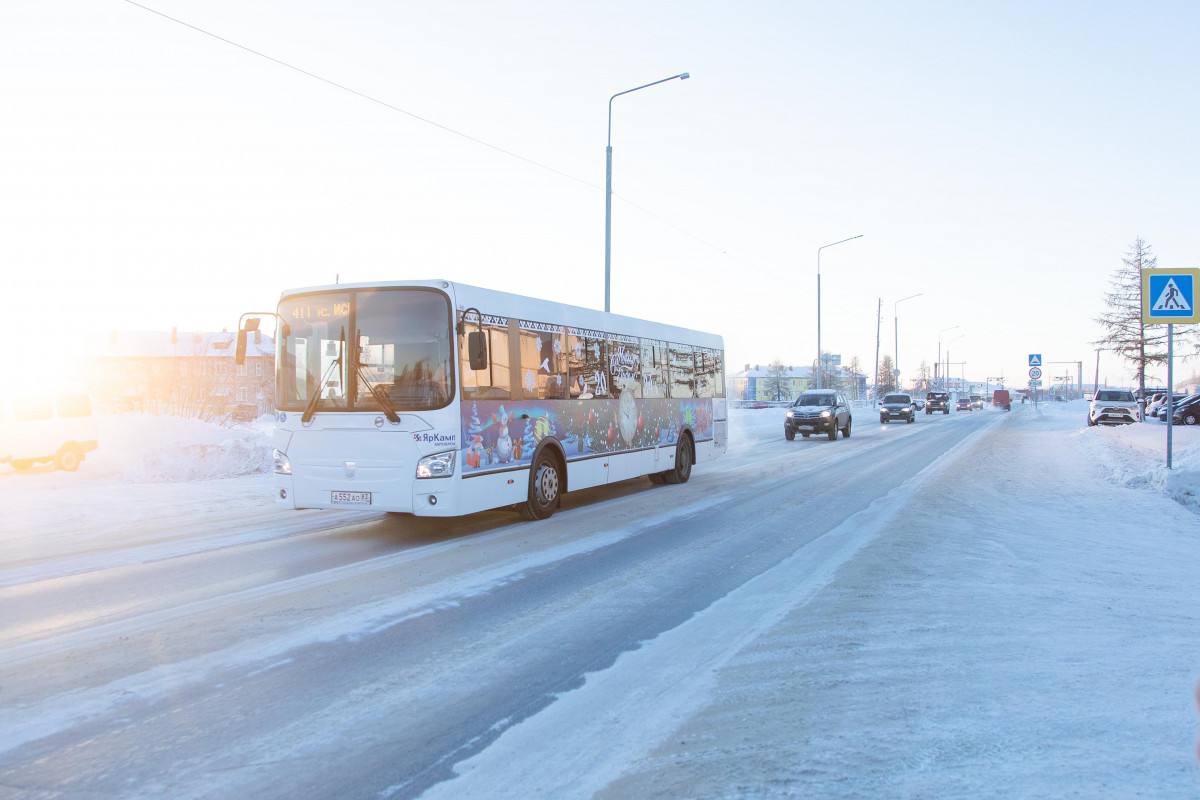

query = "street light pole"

[
  {"left": 604, "top": 72, "right": 690, "bottom": 313},
  {"left": 816, "top": 234, "right": 864, "bottom": 388},
  {"left": 893, "top": 293, "right": 922, "bottom": 389},
  {"left": 936, "top": 325, "right": 960, "bottom": 390}
]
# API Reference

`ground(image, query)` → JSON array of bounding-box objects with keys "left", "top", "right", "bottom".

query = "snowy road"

[{"left": 2, "top": 405, "right": 1196, "bottom": 798}]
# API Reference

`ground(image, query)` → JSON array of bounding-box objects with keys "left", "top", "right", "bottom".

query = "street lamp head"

[{"left": 679, "top": 72, "right": 690, "bottom": 80}]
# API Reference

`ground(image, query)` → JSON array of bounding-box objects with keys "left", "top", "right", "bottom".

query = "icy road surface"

[{"left": 1, "top": 405, "right": 1198, "bottom": 798}]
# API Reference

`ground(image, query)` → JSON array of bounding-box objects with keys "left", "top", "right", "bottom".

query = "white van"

[{"left": 0, "top": 394, "right": 99, "bottom": 472}]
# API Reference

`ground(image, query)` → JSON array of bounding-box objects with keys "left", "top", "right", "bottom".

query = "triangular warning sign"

[{"left": 1152, "top": 278, "right": 1192, "bottom": 312}]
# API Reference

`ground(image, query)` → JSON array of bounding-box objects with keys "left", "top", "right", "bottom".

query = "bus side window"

[
  {"left": 670, "top": 344, "right": 696, "bottom": 398},
  {"left": 695, "top": 349, "right": 715, "bottom": 398},
  {"left": 641, "top": 340, "right": 669, "bottom": 399},
  {"left": 608, "top": 337, "right": 641, "bottom": 399},
  {"left": 519, "top": 325, "right": 566, "bottom": 399},
  {"left": 714, "top": 350, "right": 725, "bottom": 398},
  {"left": 567, "top": 331, "right": 608, "bottom": 399},
  {"left": 461, "top": 319, "right": 511, "bottom": 400}
]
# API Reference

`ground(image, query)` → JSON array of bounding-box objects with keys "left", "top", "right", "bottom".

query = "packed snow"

[
  {"left": 1077, "top": 407, "right": 1200, "bottom": 514},
  {"left": 1, "top": 413, "right": 273, "bottom": 484}
]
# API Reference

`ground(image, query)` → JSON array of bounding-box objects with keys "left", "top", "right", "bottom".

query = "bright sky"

[{"left": 3, "top": 0, "right": 1197, "bottom": 388}]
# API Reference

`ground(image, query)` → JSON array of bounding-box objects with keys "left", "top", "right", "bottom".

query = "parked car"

[
  {"left": 879, "top": 393, "right": 917, "bottom": 424},
  {"left": 1088, "top": 389, "right": 1138, "bottom": 426},
  {"left": 925, "top": 391, "right": 950, "bottom": 415},
  {"left": 956, "top": 397, "right": 973, "bottom": 411},
  {"left": 0, "top": 394, "right": 99, "bottom": 472},
  {"left": 1148, "top": 393, "right": 1187, "bottom": 418},
  {"left": 784, "top": 391, "right": 852, "bottom": 441},
  {"left": 1171, "top": 395, "right": 1200, "bottom": 426},
  {"left": 992, "top": 389, "right": 1012, "bottom": 410},
  {"left": 970, "top": 394, "right": 984, "bottom": 409}
]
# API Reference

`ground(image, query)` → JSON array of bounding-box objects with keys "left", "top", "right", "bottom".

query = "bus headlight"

[
  {"left": 416, "top": 451, "right": 455, "bottom": 479},
  {"left": 273, "top": 449, "right": 292, "bottom": 476}
]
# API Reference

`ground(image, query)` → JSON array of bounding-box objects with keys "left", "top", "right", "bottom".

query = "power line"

[
  {"left": 120, "top": 0, "right": 734, "bottom": 257},
  {"left": 122, "top": 0, "right": 594, "bottom": 189}
]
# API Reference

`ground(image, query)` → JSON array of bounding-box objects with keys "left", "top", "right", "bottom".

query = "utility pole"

[{"left": 873, "top": 298, "right": 882, "bottom": 400}]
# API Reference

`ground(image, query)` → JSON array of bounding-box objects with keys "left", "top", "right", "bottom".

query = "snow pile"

[
  {"left": 85, "top": 414, "right": 273, "bottom": 483},
  {"left": 1074, "top": 409, "right": 1200, "bottom": 514}
]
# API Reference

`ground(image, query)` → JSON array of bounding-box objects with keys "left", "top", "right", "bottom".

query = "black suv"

[
  {"left": 879, "top": 393, "right": 917, "bottom": 423},
  {"left": 785, "top": 391, "right": 852, "bottom": 441},
  {"left": 925, "top": 391, "right": 950, "bottom": 414}
]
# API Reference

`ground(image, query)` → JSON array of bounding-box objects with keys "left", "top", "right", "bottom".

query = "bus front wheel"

[{"left": 520, "top": 452, "right": 563, "bottom": 520}]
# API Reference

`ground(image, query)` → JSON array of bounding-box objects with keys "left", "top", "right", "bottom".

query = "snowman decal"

[
  {"left": 617, "top": 383, "right": 637, "bottom": 446},
  {"left": 495, "top": 405, "right": 514, "bottom": 463}
]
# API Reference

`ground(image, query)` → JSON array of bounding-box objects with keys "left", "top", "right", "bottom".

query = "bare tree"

[
  {"left": 1095, "top": 238, "right": 1170, "bottom": 397},
  {"left": 761, "top": 359, "right": 793, "bottom": 402},
  {"left": 847, "top": 356, "right": 863, "bottom": 400},
  {"left": 878, "top": 355, "right": 896, "bottom": 394}
]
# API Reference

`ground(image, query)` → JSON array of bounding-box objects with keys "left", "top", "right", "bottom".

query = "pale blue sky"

[{"left": 3, "top": 0, "right": 1197, "bottom": 386}]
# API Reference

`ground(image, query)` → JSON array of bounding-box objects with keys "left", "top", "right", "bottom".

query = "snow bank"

[
  {"left": 1070, "top": 405, "right": 1200, "bottom": 514},
  {"left": 83, "top": 414, "right": 273, "bottom": 483}
]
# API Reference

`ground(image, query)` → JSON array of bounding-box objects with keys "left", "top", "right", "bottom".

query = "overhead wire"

[{"left": 120, "top": 0, "right": 736, "bottom": 257}]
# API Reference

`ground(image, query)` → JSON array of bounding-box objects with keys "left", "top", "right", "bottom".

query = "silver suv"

[{"left": 1088, "top": 389, "right": 1137, "bottom": 426}]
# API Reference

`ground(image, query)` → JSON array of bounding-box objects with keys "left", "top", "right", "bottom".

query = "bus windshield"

[{"left": 278, "top": 288, "right": 454, "bottom": 413}]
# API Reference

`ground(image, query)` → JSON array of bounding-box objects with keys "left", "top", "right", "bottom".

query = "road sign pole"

[{"left": 1167, "top": 323, "right": 1174, "bottom": 470}]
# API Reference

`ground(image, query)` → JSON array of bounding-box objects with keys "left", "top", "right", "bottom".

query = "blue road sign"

[
  {"left": 1144, "top": 271, "right": 1199, "bottom": 323},
  {"left": 1028, "top": 354, "right": 1042, "bottom": 367}
]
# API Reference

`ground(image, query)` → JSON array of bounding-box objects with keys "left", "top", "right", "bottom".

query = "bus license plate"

[{"left": 331, "top": 491, "right": 372, "bottom": 506}]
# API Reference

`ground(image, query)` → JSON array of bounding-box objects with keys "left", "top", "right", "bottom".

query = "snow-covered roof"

[{"left": 99, "top": 331, "right": 274, "bottom": 359}]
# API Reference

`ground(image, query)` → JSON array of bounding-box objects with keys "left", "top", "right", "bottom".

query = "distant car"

[
  {"left": 992, "top": 389, "right": 1012, "bottom": 410},
  {"left": 879, "top": 393, "right": 917, "bottom": 424},
  {"left": 925, "top": 391, "right": 950, "bottom": 415},
  {"left": 230, "top": 403, "right": 259, "bottom": 422},
  {"left": 750, "top": 401, "right": 768, "bottom": 409},
  {"left": 1088, "top": 389, "right": 1138, "bottom": 426},
  {"left": 956, "top": 397, "right": 973, "bottom": 411},
  {"left": 0, "top": 394, "right": 99, "bottom": 472},
  {"left": 785, "top": 390, "right": 852, "bottom": 441},
  {"left": 1171, "top": 395, "right": 1200, "bottom": 426},
  {"left": 970, "top": 394, "right": 984, "bottom": 409},
  {"left": 913, "top": 397, "right": 926, "bottom": 410}
]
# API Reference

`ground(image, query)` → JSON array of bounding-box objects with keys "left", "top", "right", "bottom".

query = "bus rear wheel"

[
  {"left": 663, "top": 436, "right": 693, "bottom": 484},
  {"left": 519, "top": 452, "right": 562, "bottom": 520}
]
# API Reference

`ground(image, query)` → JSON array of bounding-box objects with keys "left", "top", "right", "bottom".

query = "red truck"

[{"left": 992, "top": 389, "right": 1012, "bottom": 410}]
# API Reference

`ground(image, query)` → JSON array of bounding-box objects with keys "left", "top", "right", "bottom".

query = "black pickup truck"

[{"left": 925, "top": 391, "right": 950, "bottom": 414}]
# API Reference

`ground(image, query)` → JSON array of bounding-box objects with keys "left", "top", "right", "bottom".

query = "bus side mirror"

[
  {"left": 468, "top": 331, "right": 488, "bottom": 370},
  {"left": 235, "top": 329, "right": 248, "bottom": 365},
  {"left": 234, "top": 317, "right": 260, "bottom": 365}
]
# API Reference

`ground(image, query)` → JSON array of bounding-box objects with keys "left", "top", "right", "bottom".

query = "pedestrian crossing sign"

[
  {"left": 1143, "top": 268, "right": 1200, "bottom": 324},
  {"left": 1028, "top": 354, "right": 1041, "bottom": 367}
]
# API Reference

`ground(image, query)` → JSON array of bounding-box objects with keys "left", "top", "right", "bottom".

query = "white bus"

[{"left": 237, "top": 280, "right": 727, "bottom": 519}]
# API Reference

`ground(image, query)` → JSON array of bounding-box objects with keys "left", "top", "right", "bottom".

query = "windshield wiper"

[
  {"left": 354, "top": 328, "right": 400, "bottom": 423},
  {"left": 301, "top": 327, "right": 345, "bottom": 425}
]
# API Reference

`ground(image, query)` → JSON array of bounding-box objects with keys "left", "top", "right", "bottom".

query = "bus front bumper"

[{"left": 275, "top": 470, "right": 458, "bottom": 515}]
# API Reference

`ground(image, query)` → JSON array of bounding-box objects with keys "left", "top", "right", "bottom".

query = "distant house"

[
  {"left": 90, "top": 330, "right": 275, "bottom": 419},
  {"left": 729, "top": 363, "right": 867, "bottom": 402},
  {"left": 729, "top": 365, "right": 813, "bottom": 402}
]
